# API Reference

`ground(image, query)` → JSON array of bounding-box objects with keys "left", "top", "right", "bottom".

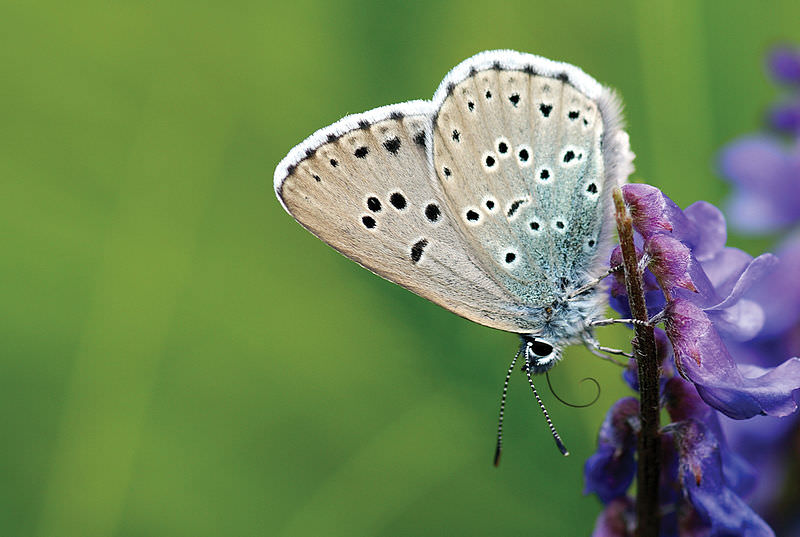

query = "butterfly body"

[{"left": 275, "top": 50, "right": 634, "bottom": 366}]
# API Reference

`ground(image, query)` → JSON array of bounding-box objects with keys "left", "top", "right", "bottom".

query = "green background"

[{"left": 1, "top": 1, "right": 797, "bottom": 536}]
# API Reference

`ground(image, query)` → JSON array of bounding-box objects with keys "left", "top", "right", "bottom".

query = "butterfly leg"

[
  {"left": 583, "top": 336, "right": 631, "bottom": 366},
  {"left": 567, "top": 264, "right": 623, "bottom": 300},
  {"left": 590, "top": 318, "right": 651, "bottom": 328}
]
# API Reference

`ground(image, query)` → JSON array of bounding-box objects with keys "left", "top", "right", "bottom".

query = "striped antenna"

[
  {"left": 493, "top": 347, "right": 522, "bottom": 466},
  {"left": 525, "top": 364, "right": 569, "bottom": 456}
]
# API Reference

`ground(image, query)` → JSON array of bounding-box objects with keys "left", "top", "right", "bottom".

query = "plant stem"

[{"left": 613, "top": 188, "right": 661, "bottom": 537}]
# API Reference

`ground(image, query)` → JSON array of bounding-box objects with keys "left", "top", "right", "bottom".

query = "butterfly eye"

[{"left": 528, "top": 339, "right": 554, "bottom": 357}]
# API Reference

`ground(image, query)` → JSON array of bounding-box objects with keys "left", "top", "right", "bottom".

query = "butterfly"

[{"left": 274, "top": 50, "right": 634, "bottom": 459}]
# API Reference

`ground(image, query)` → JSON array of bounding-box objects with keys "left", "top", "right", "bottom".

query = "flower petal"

[
  {"left": 665, "top": 299, "right": 800, "bottom": 419},
  {"left": 740, "top": 231, "right": 800, "bottom": 338},
  {"left": 621, "top": 184, "right": 689, "bottom": 238},
  {"left": 718, "top": 136, "right": 800, "bottom": 233},
  {"left": 706, "top": 253, "right": 778, "bottom": 311},
  {"left": 671, "top": 420, "right": 775, "bottom": 537},
  {"left": 706, "top": 299, "right": 765, "bottom": 342},
  {"left": 664, "top": 378, "right": 757, "bottom": 497},
  {"left": 584, "top": 398, "right": 639, "bottom": 503},
  {"left": 768, "top": 46, "right": 800, "bottom": 84},
  {"left": 684, "top": 201, "right": 727, "bottom": 262},
  {"left": 591, "top": 497, "right": 635, "bottom": 537},
  {"left": 644, "top": 234, "right": 698, "bottom": 294}
]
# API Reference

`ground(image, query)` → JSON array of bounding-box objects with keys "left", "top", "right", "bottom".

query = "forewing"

[
  {"left": 430, "top": 52, "right": 633, "bottom": 305},
  {"left": 275, "top": 102, "right": 530, "bottom": 332}
]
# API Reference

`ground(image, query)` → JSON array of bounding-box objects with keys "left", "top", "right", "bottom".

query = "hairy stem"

[{"left": 613, "top": 188, "right": 661, "bottom": 537}]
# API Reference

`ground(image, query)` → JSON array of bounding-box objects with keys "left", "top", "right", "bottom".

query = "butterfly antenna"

[
  {"left": 545, "top": 370, "right": 601, "bottom": 408},
  {"left": 525, "top": 366, "right": 569, "bottom": 456},
  {"left": 494, "top": 347, "right": 522, "bottom": 467}
]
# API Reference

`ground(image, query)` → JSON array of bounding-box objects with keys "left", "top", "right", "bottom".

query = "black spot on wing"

[
  {"left": 411, "top": 239, "right": 428, "bottom": 263},
  {"left": 390, "top": 192, "right": 407, "bottom": 210},
  {"left": 389, "top": 111, "right": 404, "bottom": 120},
  {"left": 425, "top": 203, "right": 440, "bottom": 222},
  {"left": 305, "top": 148, "right": 317, "bottom": 158},
  {"left": 358, "top": 120, "right": 370, "bottom": 130},
  {"left": 383, "top": 137, "right": 401, "bottom": 154},
  {"left": 414, "top": 131, "right": 426, "bottom": 148},
  {"left": 539, "top": 104, "right": 552, "bottom": 117},
  {"left": 507, "top": 199, "right": 526, "bottom": 217},
  {"left": 354, "top": 146, "right": 369, "bottom": 159}
]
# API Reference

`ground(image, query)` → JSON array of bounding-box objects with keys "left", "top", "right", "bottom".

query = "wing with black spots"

[
  {"left": 275, "top": 102, "right": 533, "bottom": 332},
  {"left": 430, "top": 53, "right": 633, "bottom": 306},
  {"left": 274, "top": 50, "right": 634, "bottom": 334}
]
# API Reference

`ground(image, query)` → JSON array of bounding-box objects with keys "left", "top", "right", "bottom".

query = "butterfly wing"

[
  {"left": 275, "top": 51, "right": 634, "bottom": 333},
  {"left": 431, "top": 51, "right": 633, "bottom": 306},
  {"left": 275, "top": 101, "right": 532, "bottom": 332}
]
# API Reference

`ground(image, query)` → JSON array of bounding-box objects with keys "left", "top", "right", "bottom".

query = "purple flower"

[
  {"left": 735, "top": 231, "right": 800, "bottom": 341},
  {"left": 768, "top": 99, "right": 800, "bottom": 135},
  {"left": 584, "top": 398, "right": 639, "bottom": 503},
  {"left": 664, "top": 377, "right": 756, "bottom": 496},
  {"left": 718, "top": 413, "right": 798, "bottom": 513},
  {"left": 591, "top": 497, "right": 635, "bottom": 537},
  {"left": 718, "top": 136, "right": 800, "bottom": 233},
  {"left": 668, "top": 420, "right": 775, "bottom": 537},
  {"left": 621, "top": 184, "right": 686, "bottom": 239},
  {"left": 768, "top": 46, "right": 800, "bottom": 85},
  {"left": 714, "top": 233, "right": 800, "bottom": 518},
  {"left": 643, "top": 234, "right": 697, "bottom": 295},
  {"left": 611, "top": 184, "right": 797, "bottom": 420},
  {"left": 591, "top": 47, "right": 800, "bottom": 537},
  {"left": 714, "top": 46, "right": 800, "bottom": 535},
  {"left": 664, "top": 298, "right": 800, "bottom": 419}
]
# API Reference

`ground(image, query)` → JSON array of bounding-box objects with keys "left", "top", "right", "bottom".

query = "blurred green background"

[{"left": 1, "top": 1, "right": 798, "bottom": 536}]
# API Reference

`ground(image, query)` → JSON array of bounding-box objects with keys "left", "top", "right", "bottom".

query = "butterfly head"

[{"left": 521, "top": 335, "right": 561, "bottom": 374}]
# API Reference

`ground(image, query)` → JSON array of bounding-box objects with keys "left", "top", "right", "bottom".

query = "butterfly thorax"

[{"left": 519, "top": 285, "right": 606, "bottom": 372}]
